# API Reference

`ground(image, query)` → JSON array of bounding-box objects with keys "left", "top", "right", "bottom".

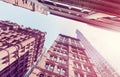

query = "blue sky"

[{"left": 0, "top": 1, "right": 120, "bottom": 74}]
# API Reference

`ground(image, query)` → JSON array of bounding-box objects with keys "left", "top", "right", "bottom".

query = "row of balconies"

[
  {"left": 39, "top": 0, "right": 94, "bottom": 16},
  {"left": 44, "top": 62, "right": 67, "bottom": 76},
  {"left": 73, "top": 61, "right": 94, "bottom": 73},
  {"left": 48, "top": 54, "right": 67, "bottom": 65}
]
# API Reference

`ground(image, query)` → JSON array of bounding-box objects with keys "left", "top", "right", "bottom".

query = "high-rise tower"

[
  {"left": 0, "top": 21, "right": 46, "bottom": 77},
  {"left": 2, "top": 0, "right": 120, "bottom": 31},
  {"left": 76, "top": 29, "right": 120, "bottom": 77},
  {"left": 30, "top": 34, "right": 98, "bottom": 77}
]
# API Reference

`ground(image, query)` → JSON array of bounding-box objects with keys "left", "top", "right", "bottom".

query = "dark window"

[
  {"left": 74, "top": 72, "right": 78, "bottom": 77},
  {"left": 25, "top": 0, "right": 27, "bottom": 4},
  {"left": 57, "top": 4, "right": 68, "bottom": 9},
  {"left": 80, "top": 73, "right": 84, "bottom": 77},
  {"left": 45, "top": 63, "right": 49, "bottom": 69},
  {"left": 39, "top": 74, "right": 45, "bottom": 77}
]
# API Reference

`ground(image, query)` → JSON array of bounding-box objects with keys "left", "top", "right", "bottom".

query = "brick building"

[
  {"left": 2, "top": 0, "right": 120, "bottom": 31},
  {"left": 2, "top": 0, "right": 48, "bottom": 15},
  {"left": 30, "top": 34, "right": 97, "bottom": 77},
  {"left": 0, "top": 21, "right": 46, "bottom": 77}
]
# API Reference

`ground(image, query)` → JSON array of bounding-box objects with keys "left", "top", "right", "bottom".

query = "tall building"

[
  {"left": 30, "top": 34, "right": 98, "bottom": 77},
  {"left": 76, "top": 29, "right": 120, "bottom": 77},
  {"left": 52, "top": 0, "right": 120, "bottom": 17},
  {"left": 2, "top": 0, "right": 120, "bottom": 31},
  {"left": 0, "top": 21, "right": 46, "bottom": 77},
  {"left": 2, "top": 0, "right": 48, "bottom": 15},
  {"left": 39, "top": 0, "right": 120, "bottom": 31}
]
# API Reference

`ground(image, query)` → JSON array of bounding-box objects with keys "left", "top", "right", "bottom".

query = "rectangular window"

[
  {"left": 45, "top": 63, "right": 49, "bottom": 70},
  {"left": 78, "top": 64, "right": 81, "bottom": 69},
  {"left": 50, "top": 55, "right": 57, "bottom": 61},
  {"left": 63, "top": 59, "right": 66, "bottom": 64},
  {"left": 49, "top": 55, "right": 53, "bottom": 60},
  {"left": 80, "top": 73, "right": 84, "bottom": 77},
  {"left": 74, "top": 72, "right": 78, "bottom": 77},
  {"left": 86, "top": 66, "right": 91, "bottom": 72},
  {"left": 62, "top": 51, "right": 67, "bottom": 56},
  {"left": 57, "top": 67, "right": 61, "bottom": 74},
  {"left": 25, "top": 0, "right": 27, "bottom": 4},
  {"left": 62, "top": 69, "right": 66, "bottom": 76},
  {"left": 49, "top": 65, "right": 54, "bottom": 72},
  {"left": 59, "top": 58, "right": 62, "bottom": 63},
  {"left": 54, "top": 57, "right": 57, "bottom": 61},
  {"left": 74, "top": 62, "right": 77, "bottom": 68}
]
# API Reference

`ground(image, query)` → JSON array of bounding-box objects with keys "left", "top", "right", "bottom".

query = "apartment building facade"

[
  {"left": 2, "top": 0, "right": 48, "bottom": 15},
  {"left": 0, "top": 21, "right": 46, "bottom": 77},
  {"left": 30, "top": 34, "right": 97, "bottom": 77}
]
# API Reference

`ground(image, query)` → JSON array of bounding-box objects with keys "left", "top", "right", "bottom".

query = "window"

[
  {"left": 62, "top": 59, "right": 66, "bottom": 64},
  {"left": 81, "top": 64, "right": 85, "bottom": 70},
  {"left": 29, "top": 1, "right": 33, "bottom": 6},
  {"left": 39, "top": 74, "right": 45, "bottom": 77},
  {"left": 74, "top": 72, "right": 84, "bottom": 77},
  {"left": 50, "top": 55, "right": 53, "bottom": 60},
  {"left": 86, "top": 66, "right": 91, "bottom": 72},
  {"left": 62, "top": 69, "right": 66, "bottom": 76},
  {"left": 59, "top": 58, "right": 62, "bottom": 63},
  {"left": 57, "top": 67, "right": 66, "bottom": 76},
  {"left": 25, "top": 0, "right": 27, "bottom": 4},
  {"left": 53, "top": 57, "right": 57, "bottom": 61},
  {"left": 78, "top": 64, "right": 81, "bottom": 69},
  {"left": 72, "top": 54, "right": 75, "bottom": 59},
  {"left": 45, "top": 63, "right": 55, "bottom": 72},
  {"left": 57, "top": 67, "right": 61, "bottom": 74},
  {"left": 62, "top": 51, "right": 67, "bottom": 56},
  {"left": 45, "top": 63, "right": 49, "bottom": 69},
  {"left": 20, "top": 46, "right": 25, "bottom": 53},
  {"left": 74, "top": 72, "right": 78, "bottom": 77},
  {"left": 26, "top": 44, "right": 30, "bottom": 49},
  {"left": 49, "top": 65, "right": 54, "bottom": 72},
  {"left": 81, "top": 57, "right": 86, "bottom": 62},
  {"left": 49, "top": 55, "right": 57, "bottom": 61},
  {"left": 76, "top": 56, "right": 79, "bottom": 60},
  {"left": 80, "top": 73, "right": 84, "bottom": 77},
  {"left": 74, "top": 62, "right": 77, "bottom": 68}
]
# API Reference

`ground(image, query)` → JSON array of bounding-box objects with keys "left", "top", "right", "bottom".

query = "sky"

[{"left": 0, "top": 1, "right": 120, "bottom": 75}]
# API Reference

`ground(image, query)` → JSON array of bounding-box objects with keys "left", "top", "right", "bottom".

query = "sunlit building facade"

[
  {"left": 2, "top": 0, "right": 48, "bottom": 15},
  {"left": 76, "top": 29, "right": 120, "bottom": 77},
  {"left": 2, "top": 0, "right": 120, "bottom": 31},
  {"left": 40, "top": 0, "right": 120, "bottom": 31},
  {"left": 30, "top": 34, "right": 97, "bottom": 77},
  {"left": 0, "top": 21, "right": 46, "bottom": 77},
  {"left": 52, "top": 0, "right": 120, "bottom": 17}
]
